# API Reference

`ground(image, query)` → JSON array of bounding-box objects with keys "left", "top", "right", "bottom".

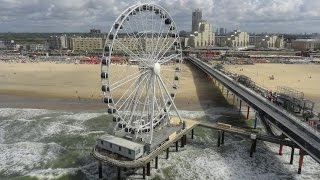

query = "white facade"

[
  {"left": 185, "top": 21, "right": 215, "bottom": 48},
  {"left": 96, "top": 134, "right": 144, "bottom": 160},
  {"left": 250, "top": 35, "right": 284, "bottom": 49},
  {"left": 215, "top": 29, "right": 249, "bottom": 48},
  {"left": 29, "top": 44, "right": 49, "bottom": 51}
]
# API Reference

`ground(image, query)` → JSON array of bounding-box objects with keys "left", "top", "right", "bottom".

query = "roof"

[
  {"left": 98, "top": 134, "right": 144, "bottom": 150},
  {"left": 294, "top": 39, "right": 320, "bottom": 42}
]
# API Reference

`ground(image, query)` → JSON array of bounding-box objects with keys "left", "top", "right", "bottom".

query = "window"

[
  {"left": 101, "top": 140, "right": 103, "bottom": 145},
  {"left": 128, "top": 149, "right": 132, "bottom": 155},
  {"left": 119, "top": 146, "right": 122, "bottom": 151},
  {"left": 110, "top": 143, "right": 112, "bottom": 148}
]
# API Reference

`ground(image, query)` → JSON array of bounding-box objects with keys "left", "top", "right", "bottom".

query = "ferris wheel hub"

[{"left": 153, "top": 62, "right": 161, "bottom": 76}]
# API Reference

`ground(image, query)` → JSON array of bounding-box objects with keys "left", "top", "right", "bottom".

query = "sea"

[{"left": 0, "top": 107, "right": 319, "bottom": 180}]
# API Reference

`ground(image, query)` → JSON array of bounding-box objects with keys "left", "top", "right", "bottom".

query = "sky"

[{"left": 0, "top": 0, "right": 320, "bottom": 33}]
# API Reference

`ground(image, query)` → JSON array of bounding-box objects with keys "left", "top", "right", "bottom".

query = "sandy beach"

[
  {"left": 224, "top": 63, "right": 320, "bottom": 112},
  {"left": 0, "top": 61, "right": 223, "bottom": 111}
]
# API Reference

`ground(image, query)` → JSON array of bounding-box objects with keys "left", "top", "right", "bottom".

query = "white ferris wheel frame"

[{"left": 101, "top": 3, "right": 183, "bottom": 145}]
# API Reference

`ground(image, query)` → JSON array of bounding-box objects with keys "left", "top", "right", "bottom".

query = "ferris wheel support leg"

[{"left": 158, "top": 75, "right": 183, "bottom": 124}]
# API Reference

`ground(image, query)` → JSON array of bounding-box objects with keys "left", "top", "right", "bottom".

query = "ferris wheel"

[{"left": 101, "top": 3, "right": 183, "bottom": 145}]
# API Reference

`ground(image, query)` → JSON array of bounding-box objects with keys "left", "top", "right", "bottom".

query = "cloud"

[{"left": 0, "top": 0, "right": 319, "bottom": 33}]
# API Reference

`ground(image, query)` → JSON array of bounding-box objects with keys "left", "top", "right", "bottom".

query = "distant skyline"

[{"left": 1, "top": 0, "right": 320, "bottom": 34}]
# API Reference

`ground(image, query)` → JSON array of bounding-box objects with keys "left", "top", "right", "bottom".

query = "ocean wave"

[{"left": 0, "top": 142, "right": 62, "bottom": 176}]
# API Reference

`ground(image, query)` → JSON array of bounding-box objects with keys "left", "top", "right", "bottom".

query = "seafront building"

[
  {"left": 68, "top": 37, "right": 104, "bottom": 51},
  {"left": 215, "top": 29, "right": 249, "bottom": 48},
  {"left": 292, "top": 39, "right": 320, "bottom": 51},
  {"left": 29, "top": 43, "right": 49, "bottom": 51},
  {"left": 249, "top": 35, "right": 284, "bottom": 49},
  {"left": 112, "top": 35, "right": 175, "bottom": 53},
  {"left": 185, "top": 9, "right": 215, "bottom": 48}
]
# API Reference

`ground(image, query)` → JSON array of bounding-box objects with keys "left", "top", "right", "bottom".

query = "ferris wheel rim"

[{"left": 101, "top": 3, "right": 183, "bottom": 144}]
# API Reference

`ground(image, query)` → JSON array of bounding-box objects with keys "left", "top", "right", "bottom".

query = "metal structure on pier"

[{"left": 99, "top": 3, "right": 183, "bottom": 158}]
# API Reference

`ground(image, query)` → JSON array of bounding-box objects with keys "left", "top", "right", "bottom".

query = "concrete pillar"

[
  {"left": 279, "top": 144, "right": 283, "bottom": 156},
  {"left": 143, "top": 167, "right": 146, "bottom": 179},
  {"left": 226, "top": 90, "right": 229, "bottom": 99},
  {"left": 147, "top": 162, "right": 151, "bottom": 176},
  {"left": 175, "top": 141, "right": 179, "bottom": 152},
  {"left": 222, "top": 86, "right": 224, "bottom": 94},
  {"left": 181, "top": 137, "right": 185, "bottom": 148},
  {"left": 239, "top": 100, "right": 242, "bottom": 112},
  {"left": 232, "top": 94, "right": 235, "bottom": 105},
  {"left": 250, "top": 134, "right": 257, "bottom": 157},
  {"left": 246, "top": 106, "right": 250, "bottom": 119},
  {"left": 98, "top": 162, "right": 102, "bottom": 179},
  {"left": 254, "top": 112, "right": 258, "bottom": 129},
  {"left": 191, "top": 129, "right": 194, "bottom": 139},
  {"left": 221, "top": 131, "right": 225, "bottom": 145},
  {"left": 117, "top": 167, "right": 121, "bottom": 180},
  {"left": 155, "top": 156, "right": 158, "bottom": 169},
  {"left": 183, "top": 135, "right": 187, "bottom": 145},
  {"left": 217, "top": 130, "right": 221, "bottom": 147},
  {"left": 166, "top": 148, "right": 169, "bottom": 159},
  {"left": 290, "top": 147, "right": 295, "bottom": 165},
  {"left": 298, "top": 149, "right": 304, "bottom": 174}
]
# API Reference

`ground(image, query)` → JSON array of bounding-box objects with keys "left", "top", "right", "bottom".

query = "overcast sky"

[{"left": 0, "top": 0, "right": 320, "bottom": 33}]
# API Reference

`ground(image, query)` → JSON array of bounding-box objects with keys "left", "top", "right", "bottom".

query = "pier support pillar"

[
  {"left": 117, "top": 167, "right": 121, "bottom": 180},
  {"left": 166, "top": 148, "right": 169, "bottom": 159},
  {"left": 98, "top": 162, "right": 102, "bottom": 179},
  {"left": 279, "top": 144, "right": 283, "bottom": 156},
  {"left": 232, "top": 94, "right": 235, "bottom": 105},
  {"left": 226, "top": 90, "right": 229, "bottom": 99},
  {"left": 191, "top": 129, "right": 194, "bottom": 139},
  {"left": 221, "top": 86, "right": 224, "bottom": 94},
  {"left": 181, "top": 137, "right": 185, "bottom": 148},
  {"left": 143, "top": 167, "right": 146, "bottom": 179},
  {"left": 155, "top": 156, "right": 158, "bottom": 169},
  {"left": 217, "top": 130, "right": 221, "bottom": 147},
  {"left": 298, "top": 149, "right": 304, "bottom": 174},
  {"left": 254, "top": 112, "right": 258, "bottom": 129},
  {"left": 183, "top": 135, "right": 187, "bottom": 145},
  {"left": 246, "top": 106, "right": 250, "bottom": 119},
  {"left": 221, "top": 131, "right": 225, "bottom": 145},
  {"left": 147, "top": 162, "right": 151, "bottom": 176},
  {"left": 250, "top": 134, "right": 257, "bottom": 157},
  {"left": 290, "top": 147, "right": 295, "bottom": 164},
  {"left": 175, "top": 141, "right": 179, "bottom": 152},
  {"left": 239, "top": 100, "right": 242, "bottom": 113}
]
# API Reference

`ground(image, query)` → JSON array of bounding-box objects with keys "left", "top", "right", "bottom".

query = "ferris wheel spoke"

[
  {"left": 117, "top": 73, "right": 150, "bottom": 112},
  {"left": 150, "top": 15, "right": 165, "bottom": 62},
  {"left": 114, "top": 72, "right": 147, "bottom": 107},
  {"left": 126, "top": 73, "right": 152, "bottom": 125},
  {"left": 156, "top": 75, "right": 171, "bottom": 118},
  {"left": 157, "top": 75, "right": 183, "bottom": 123},
  {"left": 111, "top": 70, "right": 149, "bottom": 90},
  {"left": 124, "top": 20, "right": 147, "bottom": 58},
  {"left": 157, "top": 37, "right": 179, "bottom": 61},
  {"left": 158, "top": 53, "right": 180, "bottom": 65},
  {"left": 154, "top": 29, "right": 172, "bottom": 61},
  {"left": 114, "top": 39, "right": 144, "bottom": 61}
]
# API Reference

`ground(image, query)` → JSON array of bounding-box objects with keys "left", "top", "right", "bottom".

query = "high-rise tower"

[{"left": 192, "top": 9, "right": 202, "bottom": 32}]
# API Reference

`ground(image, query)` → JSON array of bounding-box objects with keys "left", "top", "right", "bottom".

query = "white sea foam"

[
  {"left": 0, "top": 108, "right": 52, "bottom": 119},
  {"left": 27, "top": 168, "right": 79, "bottom": 179},
  {"left": 57, "top": 113, "right": 104, "bottom": 121},
  {"left": 0, "top": 142, "right": 62, "bottom": 176}
]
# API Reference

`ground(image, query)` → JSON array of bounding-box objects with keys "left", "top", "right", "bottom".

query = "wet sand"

[
  {"left": 224, "top": 63, "right": 320, "bottom": 112},
  {"left": 0, "top": 62, "right": 225, "bottom": 111}
]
